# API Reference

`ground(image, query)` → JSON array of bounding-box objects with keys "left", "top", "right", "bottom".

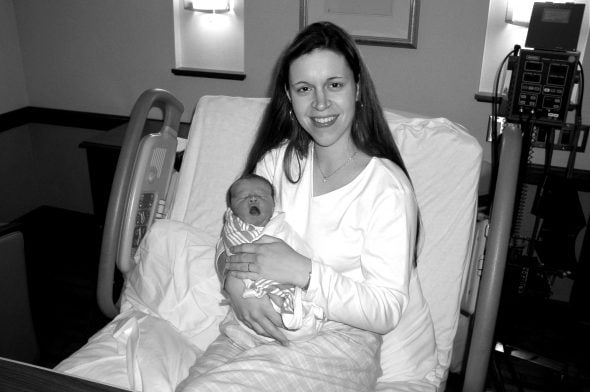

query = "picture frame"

[{"left": 300, "top": 0, "right": 420, "bottom": 48}]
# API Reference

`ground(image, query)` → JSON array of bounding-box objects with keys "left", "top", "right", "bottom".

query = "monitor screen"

[
  {"left": 541, "top": 8, "right": 571, "bottom": 24},
  {"left": 525, "top": 3, "right": 585, "bottom": 52}
]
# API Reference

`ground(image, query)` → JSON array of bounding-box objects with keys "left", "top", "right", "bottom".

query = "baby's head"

[{"left": 227, "top": 174, "right": 275, "bottom": 227}]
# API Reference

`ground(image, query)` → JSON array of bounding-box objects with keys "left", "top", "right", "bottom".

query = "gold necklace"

[{"left": 316, "top": 150, "right": 358, "bottom": 183}]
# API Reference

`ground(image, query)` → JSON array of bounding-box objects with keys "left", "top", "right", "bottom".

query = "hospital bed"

[{"left": 54, "top": 88, "right": 522, "bottom": 392}]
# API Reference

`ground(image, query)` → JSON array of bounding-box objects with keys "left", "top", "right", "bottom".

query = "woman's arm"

[
  {"left": 223, "top": 274, "right": 289, "bottom": 345},
  {"left": 215, "top": 240, "right": 289, "bottom": 345},
  {"left": 304, "top": 187, "right": 418, "bottom": 334},
  {"left": 228, "top": 235, "right": 312, "bottom": 288}
]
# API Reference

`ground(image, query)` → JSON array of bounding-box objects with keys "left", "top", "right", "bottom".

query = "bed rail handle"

[
  {"left": 97, "top": 88, "right": 184, "bottom": 319},
  {"left": 462, "top": 123, "right": 522, "bottom": 392}
]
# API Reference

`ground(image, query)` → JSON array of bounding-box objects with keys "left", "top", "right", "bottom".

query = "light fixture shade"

[
  {"left": 184, "top": 0, "right": 230, "bottom": 13},
  {"left": 505, "top": 0, "right": 535, "bottom": 27}
]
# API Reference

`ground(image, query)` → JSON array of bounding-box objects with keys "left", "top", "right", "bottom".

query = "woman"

[{"left": 177, "top": 21, "right": 429, "bottom": 391}]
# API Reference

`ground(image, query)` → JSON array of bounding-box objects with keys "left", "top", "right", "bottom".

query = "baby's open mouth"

[{"left": 249, "top": 206, "right": 261, "bottom": 216}]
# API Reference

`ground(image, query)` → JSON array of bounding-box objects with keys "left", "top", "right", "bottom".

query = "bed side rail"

[
  {"left": 97, "top": 88, "right": 183, "bottom": 319},
  {"left": 462, "top": 123, "right": 522, "bottom": 392}
]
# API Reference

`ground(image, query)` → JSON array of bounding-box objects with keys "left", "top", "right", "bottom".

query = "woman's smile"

[{"left": 311, "top": 115, "right": 339, "bottom": 127}]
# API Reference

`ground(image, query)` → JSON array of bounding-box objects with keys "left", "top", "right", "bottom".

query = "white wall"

[
  {"left": 7, "top": 0, "right": 495, "bottom": 155},
  {"left": 0, "top": 0, "right": 28, "bottom": 113},
  {"left": 8, "top": 0, "right": 590, "bottom": 168},
  {"left": 10, "top": 0, "right": 292, "bottom": 120}
]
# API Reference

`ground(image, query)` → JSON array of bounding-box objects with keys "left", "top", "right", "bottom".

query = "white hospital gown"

[
  {"left": 177, "top": 143, "right": 420, "bottom": 392},
  {"left": 258, "top": 144, "right": 418, "bottom": 334}
]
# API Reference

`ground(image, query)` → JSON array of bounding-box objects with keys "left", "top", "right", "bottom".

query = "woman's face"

[{"left": 287, "top": 49, "right": 358, "bottom": 149}]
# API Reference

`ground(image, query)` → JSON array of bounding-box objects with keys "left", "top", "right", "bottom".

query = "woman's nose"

[{"left": 312, "top": 89, "right": 330, "bottom": 110}]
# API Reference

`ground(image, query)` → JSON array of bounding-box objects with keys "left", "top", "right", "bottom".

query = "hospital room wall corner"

[{"left": 0, "top": 111, "right": 128, "bottom": 223}]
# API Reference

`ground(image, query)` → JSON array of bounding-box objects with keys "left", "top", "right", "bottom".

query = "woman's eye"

[
  {"left": 329, "top": 82, "right": 344, "bottom": 90},
  {"left": 296, "top": 86, "right": 311, "bottom": 94}
]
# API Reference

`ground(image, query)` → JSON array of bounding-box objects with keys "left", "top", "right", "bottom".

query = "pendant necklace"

[{"left": 316, "top": 149, "right": 358, "bottom": 183}]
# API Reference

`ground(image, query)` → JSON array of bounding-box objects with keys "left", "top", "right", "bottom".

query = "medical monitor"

[{"left": 525, "top": 2, "right": 585, "bottom": 52}]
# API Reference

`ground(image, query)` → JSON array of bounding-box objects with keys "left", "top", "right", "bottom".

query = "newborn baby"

[
  {"left": 221, "top": 174, "right": 296, "bottom": 312},
  {"left": 217, "top": 174, "right": 324, "bottom": 345}
]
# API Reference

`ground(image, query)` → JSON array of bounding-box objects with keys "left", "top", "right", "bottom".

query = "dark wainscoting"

[{"left": 0, "top": 107, "right": 129, "bottom": 133}]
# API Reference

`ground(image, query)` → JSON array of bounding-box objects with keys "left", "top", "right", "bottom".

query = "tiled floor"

[{"left": 14, "top": 206, "right": 590, "bottom": 390}]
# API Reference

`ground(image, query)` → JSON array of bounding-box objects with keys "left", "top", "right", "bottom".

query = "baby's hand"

[{"left": 268, "top": 293, "right": 284, "bottom": 308}]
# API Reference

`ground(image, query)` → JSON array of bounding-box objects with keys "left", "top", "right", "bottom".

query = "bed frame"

[
  {"left": 89, "top": 88, "right": 522, "bottom": 392},
  {"left": 463, "top": 122, "right": 521, "bottom": 391}
]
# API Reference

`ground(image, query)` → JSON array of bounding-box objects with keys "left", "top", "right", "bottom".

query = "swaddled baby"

[{"left": 216, "top": 174, "right": 324, "bottom": 346}]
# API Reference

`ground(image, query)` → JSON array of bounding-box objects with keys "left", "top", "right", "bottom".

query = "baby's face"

[{"left": 230, "top": 178, "right": 275, "bottom": 226}]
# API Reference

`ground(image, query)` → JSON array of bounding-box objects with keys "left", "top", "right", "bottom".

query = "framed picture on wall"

[{"left": 300, "top": 0, "right": 420, "bottom": 48}]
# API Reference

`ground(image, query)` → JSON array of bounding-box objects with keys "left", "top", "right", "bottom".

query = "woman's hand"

[
  {"left": 227, "top": 236, "right": 311, "bottom": 288},
  {"left": 224, "top": 274, "right": 288, "bottom": 345}
]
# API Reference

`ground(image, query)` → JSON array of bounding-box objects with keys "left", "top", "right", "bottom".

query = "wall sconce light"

[
  {"left": 184, "top": 0, "right": 230, "bottom": 13},
  {"left": 505, "top": 0, "right": 535, "bottom": 27}
]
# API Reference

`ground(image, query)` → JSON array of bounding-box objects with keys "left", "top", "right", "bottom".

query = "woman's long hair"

[
  {"left": 242, "top": 21, "right": 410, "bottom": 183},
  {"left": 242, "top": 22, "right": 420, "bottom": 265}
]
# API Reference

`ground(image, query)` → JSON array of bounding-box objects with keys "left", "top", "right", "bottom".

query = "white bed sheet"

[{"left": 56, "top": 96, "right": 482, "bottom": 392}]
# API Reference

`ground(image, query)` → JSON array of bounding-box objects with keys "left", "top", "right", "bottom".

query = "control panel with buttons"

[{"left": 507, "top": 49, "right": 579, "bottom": 126}]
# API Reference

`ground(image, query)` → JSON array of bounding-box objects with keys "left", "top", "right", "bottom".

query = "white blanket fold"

[{"left": 57, "top": 219, "right": 227, "bottom": 391}]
